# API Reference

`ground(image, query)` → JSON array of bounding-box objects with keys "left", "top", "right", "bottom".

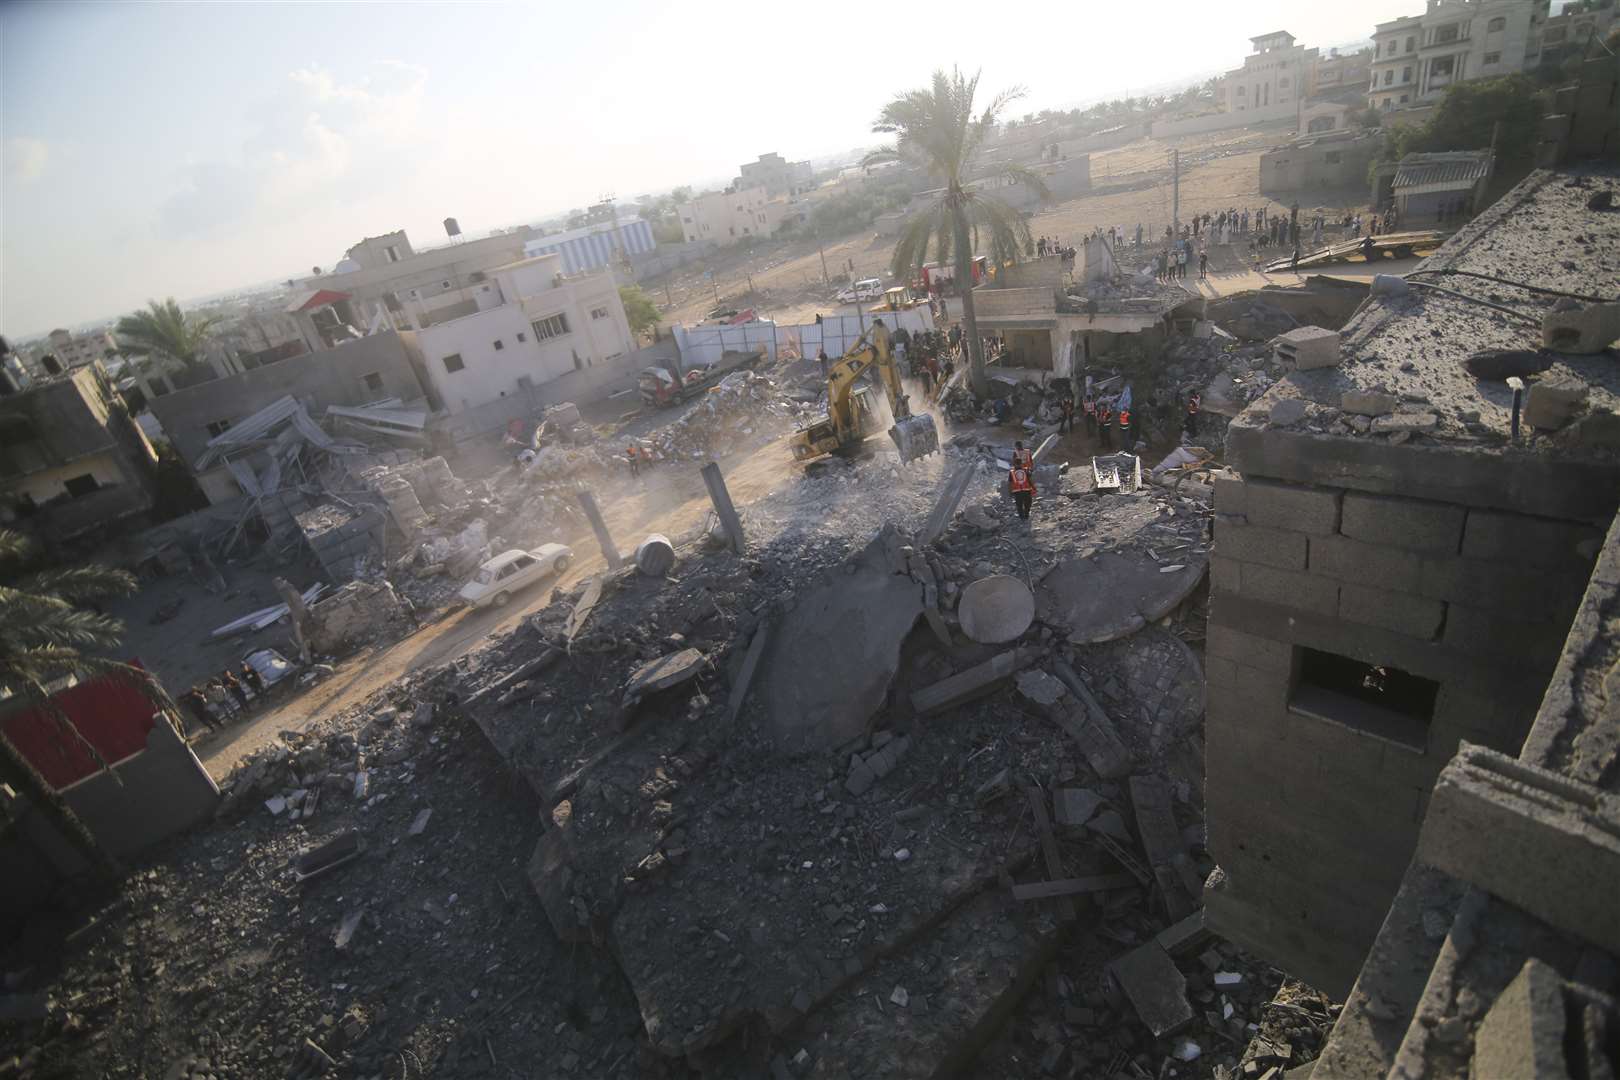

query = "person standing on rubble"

[
  {"left": 1059, "top": 393, "right": 1075, "bottom": 435},
  {"left": 1097, "top": 398, "right": 1115, "bottom": 450},
  {"left": 1082, "top": 389, "right": 1098, "bottom": 439},
  {"left": 1184, "top": 390, "right": 1201, "bottom": 440},
  {"left": 1199, "top": 249, "right": 1208, "bottom": 279},
  {"left": 220, "top": 668, "right": 250, "bottom": 713},
  {"left": 1008, "top": 462, "right": 1035, "bottom": 520},
  {"left": 1012, "top": 440, "right": 1034, "bottom": 472},
  {"left": 180, "top": 686, "right": 219, "bottom": 736},
  {"left": 627, "top": 443, "right": 641, "bottom": 477}
]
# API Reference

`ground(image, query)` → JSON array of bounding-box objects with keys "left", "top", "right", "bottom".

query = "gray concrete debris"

[
  {"left": 408, "top": 809, "right": 432, "bottom": 837},
  {"left": 623, "top": 648, "right": 707, "bottom": 706},
  {"left": 1266, "top": 398, "right": 1308, "bottom": 428},
  {"left": 758, "top": 524, "right": 925, "bottom": 748},
  {"left": 1015, "top": 669, "right": 1066, "bottom": 708},
  {"left": 846, "top": 735, "right": 912, "bottom": 796},
  {"left": 1341, "top": 390, "right": 1397, "bottom": 417},
  {"left": 1542, "top": 299, "right": 1620, "bottom": 354},
  {"left": 633, "top": 534, "right": 676, "bottom": 577},
  {"left": 1054, "top": 787, "right": 1105, "bottom": 827},
  {"left": 1524, "top": 377, "right": 1589, "bottom": 431},
  {"left": 911, "top": 648, "right": 1045, "bottom": 715},
  {"left": 727, "top": 620, "right": 771, "bottom": 723},
  {"left": 1037, "top": 551, "right": 1207, "bottom": 645},
  {"left": 1110, "top": 940, "right": 1195, "bottom": 1037},
  {"left": 958, "top": 575, "right": 1036, "bottom": 644},
  {"left": 1273, "top": 325, "right": 1341, "bottom": 370},
  {"left": 1050, "top": 661, "right": 1134, "bottom": 779},
  {"left": 564, "top": 577, "right": 604, "bottom": 644},
  {"left": 1470, "top": 958, "right": 1568, "bottom": 1079}
]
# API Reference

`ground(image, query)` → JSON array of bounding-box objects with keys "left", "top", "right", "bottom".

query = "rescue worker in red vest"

[
  {"left": 1184, "top": 390, "right": 1201, "bottom": 440},
  {"left": 1011, "top": 440, "right": 1035, "bottom": 472},
  {"left": 1117, "top": 401, "right": 1132, "bottom": 449},
  {"left": 1097, "top": 398, "right": 1114, "bottom": 451},
  {"left": 1008, "top": 462, "right": 1036, "bottom": 520},
  {"left": 627, "top": 444, "right": 641, "bottom": 477},
  {"left": 1082, "top": 392, "right": 1098, "bottom": 438}
]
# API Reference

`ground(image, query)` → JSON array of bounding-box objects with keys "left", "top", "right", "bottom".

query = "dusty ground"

[{"left": 647, "top": 124, "right": 1381, "bottom": 332}]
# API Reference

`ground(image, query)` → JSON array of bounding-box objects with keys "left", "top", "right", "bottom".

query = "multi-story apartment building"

[
  {"left": 737, "top": 153, "right": 814, "bottom": 197},
  {"left": 1216, "top": 32, "right": 1320, "bottom": 118},
  {"left": 1539, "top": 0, "right": 1618, "bottom": 69},
  {"left": 678, "top": 187, "right": 791, "bottom": 248},
  {"left": 1368, "top": 0, "right": 1550, "bottom": 111}
]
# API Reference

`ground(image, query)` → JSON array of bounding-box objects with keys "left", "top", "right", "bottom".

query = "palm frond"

[
  {"left": 965, "top": 193, "right": 1032, "bottom": 270},
  {"left": 0, "top": 528, "right": 32, "bottom": 565},
  {"left": 16, "top": 565, "right": 138, "bottom": 604}
]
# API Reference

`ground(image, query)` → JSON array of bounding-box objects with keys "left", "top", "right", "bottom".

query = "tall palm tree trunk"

[
  {"left": 951, "top": 191, "right": 989, "bottom": 399},
  {"left": 0, "top": 731, "right": 122, "bottom": 881}
]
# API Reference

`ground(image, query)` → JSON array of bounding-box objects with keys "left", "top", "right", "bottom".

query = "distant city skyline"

[{"left": 2, "top": 0, "right": 1420, "bottom": 337}]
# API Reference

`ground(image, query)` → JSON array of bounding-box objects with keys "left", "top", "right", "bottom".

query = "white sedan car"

[{"left": 459, "top": 544, "right": 573, "bottom": 609}]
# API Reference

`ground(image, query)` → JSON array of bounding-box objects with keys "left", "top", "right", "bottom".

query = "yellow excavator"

[{"left": 789, "top": 319, "right": 941, "bottom": 464}]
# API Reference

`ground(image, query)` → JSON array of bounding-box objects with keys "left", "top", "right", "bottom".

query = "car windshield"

[{"left": 474, "top": 568, "right": 496, "bottom": 585}]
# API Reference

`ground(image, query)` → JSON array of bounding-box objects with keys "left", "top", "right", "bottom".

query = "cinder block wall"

[{"left": 1204, "top": 474, "right": 1599, "bottom": 996}]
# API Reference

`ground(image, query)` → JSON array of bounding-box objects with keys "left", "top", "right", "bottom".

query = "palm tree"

[
  {"left": 114, "top": 298, "right": 222, "bottom": 371},
  {"left": 0, "top": 528, "right": 175, "bottom": 880},
  {"left": 870, "top": 68, "right": 1048, "bottom": 398}
]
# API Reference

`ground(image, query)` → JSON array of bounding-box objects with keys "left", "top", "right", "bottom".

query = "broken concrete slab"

[
  {"left": 918, "top": 460, "right": 980, "bottom": 548},
  {"left": 1036, "top": 550, "right": 1207, "bottom": 644},
  {"left": 1129, "top": 774, "right": 1194, "bottom": 921},
  {"left": 958, "top": 575, "right": 1035, "bottom": 644},
  {"left": 1049, "top": 661, "right": 1134, "bottom": 779},
  {"left": 1542, "top": 299, "right": 1620, "bottom": 354},
  {"left": 1471, "top": 958, "right": 1568, "bottom": 1079},
  {"left": 1053, "top": 788, "right": 1105, "bottom": 827},
  {"left": 1110, "top": 940, "right": 1194, "bottom": 1037},
  {"left": 758, "top": 525, "right": 925, "bottom": 748},
  {"left": 726, "top": 621, "right": 771, "bottom": 723},
  {"left": 1014, "top": 669, "right": 1065, "bottom": 708},
  {"left": 564, "top": 577, "right": 604, "bottom": 645},
  {"left": 623, "top": 648, "right": 707, "bottom": 707},
  {"left": 407, "top": 809, "right": 432, "bottom": 837},
  {"left": 911, "top": 648, "right": 1044, "bottom": 716}
]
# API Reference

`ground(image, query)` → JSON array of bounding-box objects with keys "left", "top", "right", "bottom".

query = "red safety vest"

[
  {"left": 1119, "top": 408, "right": 1131, "bottom": 427},
  {"left": 1099, "top": 404, "right": 1114, "bottom": 424},
  {"left": 1009, "top": 467, "right": 1034, "bottom": 493},
  {"left": 626, "top": 446, "right": 638, "bottom": 459},
  {"left": 1188, "top": 394, "right": 1201, "bottom": 416},
  {"left": 1083, "top": 397, "right": 1096, "bottom": 416},
  {"left": 1012, "top": 449, "right": 1034, "bottom": 470}
]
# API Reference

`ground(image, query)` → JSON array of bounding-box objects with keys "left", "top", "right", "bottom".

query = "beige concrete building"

[
  {"left": 678, "top": 187, "right": 790, "bottom": 247},
  {"left": 1369, "top": 0, "right": 1550, "bottom": 112},
  {"left": 1539, "top": 0, "right": 1618, "bottom": 69},
  {"left": 38, "top": 327, "right": 118, "bottom": 373},
  {"left": 1216, "top": 31, "right": 1319, "bottom": 116},
  {"left": 1308, "top": 47, "right": 1374, "bottom": 100},
  {"left": 738, "top": 152, "right": 813, "bottom": 197},
  {"left": 409, "top": 252, "right": 633, "bottom": 417},
  {"left": 288, "top": 226, "right": 538, "bottom": 352}
]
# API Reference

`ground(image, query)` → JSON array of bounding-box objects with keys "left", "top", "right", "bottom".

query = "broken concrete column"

[
  {"left": 1273, "top": 326, "right": 1341, "bottom": 370},
  {"left": 958, "top": 575, "right": 1035, "bottom": 644},
  {"left": 911, "top": 648, "right": 1044, "bottom": 715},
  {"left": 1541, "top": 299, "right": 1620, "bottom": 354},
  {"left": 700, "top": 462, "right": 745, "bottom": 555},
  {"left": 576, "top": 491, "right": 622, "bottom": 571},
  {"left": 634, "top": 534, "right": 676, "bottom": 577},
  {"left": 917, "top": 459, "right": 979, "bottom": 548}
]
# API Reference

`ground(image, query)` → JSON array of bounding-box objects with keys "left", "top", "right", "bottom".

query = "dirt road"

[{"left": 196, "top": 432, "right": 804, "bottom": 779}]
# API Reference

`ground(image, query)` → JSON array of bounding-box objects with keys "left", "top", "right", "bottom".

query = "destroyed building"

[
  {"left": 0, "top": 362, "right": 162, "bottom": 543},
  {"left": 1204, "top": 164, "right": 1620, "bottom": 1006},
  {"left": 1258, "top": 128, "right": 1383, "bottom": 194}
]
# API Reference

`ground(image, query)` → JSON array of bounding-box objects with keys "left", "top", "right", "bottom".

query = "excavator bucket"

[{"left": 889, "top": 413, "right": 941, "bottom": 464}]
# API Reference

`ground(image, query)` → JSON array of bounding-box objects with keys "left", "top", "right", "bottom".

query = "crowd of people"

[{"left": 178, "top": 662, "right": 271, "bottom": 738}]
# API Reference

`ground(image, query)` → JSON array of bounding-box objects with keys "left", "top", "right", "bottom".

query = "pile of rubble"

[{"left": 639, "top": 371, "right": 812, "bottom": 462}]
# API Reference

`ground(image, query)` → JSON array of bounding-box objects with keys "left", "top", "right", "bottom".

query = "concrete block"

[
  {"left": 1471, "top": 959, "right": 1568, "bottom": 1080},
  {"left": 1274, "top": 326, "right": 1341, "bottom": 370},
  {"left": 1053, "top": 788, "right": 1104, "bottom": 827},
  {"left": 1308, "top": 535, "right": 1422, "bottom": 592},
  {"left": 1205, "top": 624, "right": 1294, "bottom": 673},
  {"left": 1340, "top": 390, "right": 1397, "bottom": 417},
  {"left": 1541, "top": 301, "right": 1620, "bottom": 355},
  {"left": 1524, "top": 376, "right": 1590, "bottom": 430},
  {"left": 1267, "top": 398, "right": 1308, "bottom": 427},
  {"left": 1340, "top": 492, "right": 1465, "bottom": 555},
  {"left": 1110, "top": 941, "right": 1194, "bottom": 1037},
  {"left": 1214, "top": 518, "right": 1307, "bottom": 570},
  {"left": 1238, "top": 564, "right": 1338, "bottom": 616},
  {"left": 1336, "top": 583, "right": 1443, "bottom": 640},
  {"left": 910, "top": 648, "right": 1043, "bottom": 715},
  {"left": 1418, "top": 744, "right": 1620, "bottom": 956},
  {"left": 1209, "top": 554, "right": 1241, "bottom": 594},
  {"left": 1243, "top": 478, "right": 1341, "bottom": 536},
  {"left": 1442, "top": 603, "right": 1569, "bottom": 667},
  {"left": 1212, "top": 476, "right": 1247, "bottom": 517},
  {"left": 1418, "top": 554, "right": 1587, "bottom": 616},
  {"left": 1462, "top": 510, "right": 1600, "bottom": 568}
]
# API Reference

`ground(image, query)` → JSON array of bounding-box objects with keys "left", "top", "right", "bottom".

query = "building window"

[
  {"left": 531, "top": 313, "right": 570, "bottom": 341},
  {"left": 1487, "top": 16, "right": 1505, "bottom": 31},
  {"left": 590, "top": 307, "right": 610, "bottom": 320},
  {"left": 1405, "top": 35, "right": 1416, "bottom": 52},
  {"left": 63, "top": 474, "right": 100, "bottom": 498},
  {"left": 1400, "top": 93, "right": 1410, "bottom": 103},
  {"left": 1403, "top": 65, "right": 1413, "bottom": 82},
  {"left": 517, "top": 332, "right": 528, "bottom": 342},
  {"left": 206, "top": 419, "right": 233, "bottom": 438},
  {"left": 1289, "top": 647, "right": 1438, "bottom": 752},
  {"left": 1237, "top": 85, "right": 1246, "bottom": 96},
  {"left": 1384, "top": 69, "right": 1394, "bottom": 85},
  {"left": 1483, "top": 51, "right": 1501, "bottom": 64},
  {"left": 385, "top": 244, "right": 402, "bottom": 263},
  {"left": 1434, "top": 23, "right": 1460, "bottom": 44},
  {"left": 362, "top": 371, "right": 384, "bottom": 393},
  {"left": 443, "top": 353, "right": 466, "bottom": 373},
  {"left": 1432, "top": 54, "right": 1456, "bottom": 78},
  {"left": 493, "top": 339, "right": 505, "bottom": 351},
  {"left": 1279, "top": 76, "right": 1290, "bottom": 87}
]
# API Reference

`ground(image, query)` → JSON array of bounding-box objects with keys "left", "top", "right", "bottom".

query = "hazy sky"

[{"left": 2, "top": 0, "right": 1418, "bottom": 336}]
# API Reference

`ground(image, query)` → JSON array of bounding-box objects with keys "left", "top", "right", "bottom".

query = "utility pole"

[
  {"left": 1171, "top": 149, "right": 1180, "bottom": 233},
  {"left": 819, "top": 238, "right": 830, "bottom": 287}
]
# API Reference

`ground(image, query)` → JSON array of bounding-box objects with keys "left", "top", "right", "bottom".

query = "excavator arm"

[{"left": 823, "top": 321, "right": 940, "bottom": 464}]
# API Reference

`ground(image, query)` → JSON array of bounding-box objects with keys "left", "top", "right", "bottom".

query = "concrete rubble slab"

[
  {"left": 623, "top": 648, "right": 707, "bottom": 706},
  {"left": 758, "top": 525, "right": 925, "bottom": 748},
  {"left": 1129, "top": 774, "right": 1194, "bottom": 921},
  {"left": 911, "top": 648, "right": 1045, "bottom": 716},
  {"left": 1053, "top": 787, "right": 1105, "bottom": 827},
  {"left": 1049, "top": 661, "right": 1135, "bottom": 779},
  {"left": 1110, "top": 940, "right": 1195, "bottom": 1037},
  {"left": 1036, "top": 550, "right": 1207, "bottom": 644},
  {"left": 958, "top": 575, "right": 1035, "bottom": 644},
  {"left": 1471, "top": 958, "right": 1569, "bottom": 1079}
]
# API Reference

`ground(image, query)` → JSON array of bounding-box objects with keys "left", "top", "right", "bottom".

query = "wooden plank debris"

[{"left": 1011, "top": 873, "right": 1138, "bottom": 901}]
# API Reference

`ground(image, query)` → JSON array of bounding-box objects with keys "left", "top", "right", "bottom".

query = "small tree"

[
  {"left": 115, "top": 298, "right": 221, "bottom": 371},
  {"left": 618, "top": 285, "right": 661, "bottom": 337}
]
